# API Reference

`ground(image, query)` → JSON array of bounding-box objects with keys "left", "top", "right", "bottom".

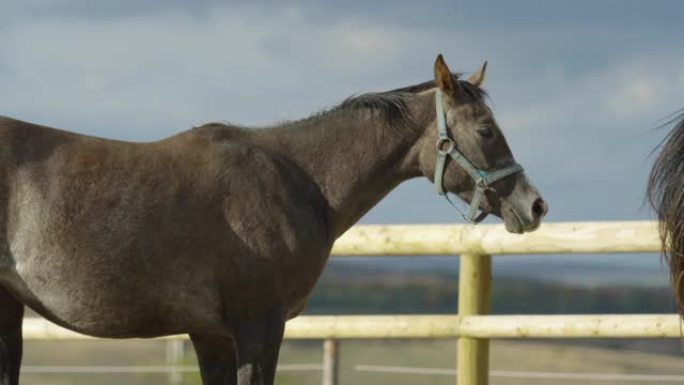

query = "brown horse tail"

[{"left": 648, "top": 110, "right": 684, "bottom": 316}]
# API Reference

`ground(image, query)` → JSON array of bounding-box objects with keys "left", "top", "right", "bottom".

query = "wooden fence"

[{"left": 22, "top": 221, "right": 679, "bottom": 385}]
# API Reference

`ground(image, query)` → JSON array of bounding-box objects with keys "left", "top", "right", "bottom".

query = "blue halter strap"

[{"left": 433, "top": 88, "right": 524, "bottom": 224}]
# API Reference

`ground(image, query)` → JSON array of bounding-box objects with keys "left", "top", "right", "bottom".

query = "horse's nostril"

[{"left": 532, "top": 198, "right": 547, "bottom": 219}]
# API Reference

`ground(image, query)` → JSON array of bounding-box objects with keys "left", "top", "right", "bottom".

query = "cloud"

[
  {"left": 498, "top": 55, "right": 684, "bottom": 156},
  {"left": 0, "top": 1, "right": 683, "bottom": 224},
  {"left": 603, "top": 59, "right": 684, "bottom": 119},
  {"left": 0, "top": 4, "right": 425, "bottom": 139}
]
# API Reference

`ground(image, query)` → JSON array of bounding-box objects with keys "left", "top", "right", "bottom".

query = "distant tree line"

[{"left": 304, "top": 274, "right": 675, "bottom": 315}]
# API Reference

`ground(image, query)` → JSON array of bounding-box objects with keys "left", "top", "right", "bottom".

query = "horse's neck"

[{"left": 254, "top": 106, "right": 426, "bottom": 239}]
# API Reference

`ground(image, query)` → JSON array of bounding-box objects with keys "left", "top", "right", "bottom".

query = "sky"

[{"left": 1, "top": 0, "right": 683, "bottom": 227}]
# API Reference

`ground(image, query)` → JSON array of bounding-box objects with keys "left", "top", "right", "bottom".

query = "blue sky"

[{"left": 1, "top": 0, "right": 683, "bottom": 226}]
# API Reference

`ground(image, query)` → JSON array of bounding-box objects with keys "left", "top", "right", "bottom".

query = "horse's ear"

[
  {"left": 467, "top": 61, "right": 488, "bottom": 87},
  {"left": 434, "top": 54, "right": 458, "bottom": 96}
]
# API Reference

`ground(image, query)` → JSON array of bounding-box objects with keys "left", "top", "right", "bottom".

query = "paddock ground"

[{"left": 19, "top": 338, "right": 684, "bottom": 385}]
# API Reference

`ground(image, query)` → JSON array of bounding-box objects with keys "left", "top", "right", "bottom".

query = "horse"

[
  {"left": 0, "top": 55, "right": 547, "bottom": 385},
  {"left": 649, "top": 110, "right": 684, "bottom": 316}
]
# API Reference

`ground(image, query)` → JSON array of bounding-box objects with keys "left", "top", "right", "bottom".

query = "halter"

[{"left": 433, "top": 88, "right": 524, "bottom": 224}]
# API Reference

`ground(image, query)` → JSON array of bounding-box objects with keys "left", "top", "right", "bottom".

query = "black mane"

[{"left": 332, "top": 74, "right": 488, "bottom": 128}]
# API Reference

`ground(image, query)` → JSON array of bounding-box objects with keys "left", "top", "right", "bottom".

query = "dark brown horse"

[
  {"left": 0, "top": 55, "right": 546, "bottom": 385},
  {"left": 649, "top": 110, "right": 684, "bottom": 316}
]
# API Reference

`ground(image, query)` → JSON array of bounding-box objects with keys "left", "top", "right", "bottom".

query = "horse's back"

[{"left": 0, "top": 117, "right": 330, "bottom": 337}]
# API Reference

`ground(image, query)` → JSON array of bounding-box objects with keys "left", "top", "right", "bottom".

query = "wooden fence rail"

[
  {"left": 20, "top": 221, "right": 674, "bottom": 385},
  {"left": 23, "top": 314, "right": 682, "bottom": 340},
  {"left": 331, "top": 221, "right": 660, "bottom": 256}
]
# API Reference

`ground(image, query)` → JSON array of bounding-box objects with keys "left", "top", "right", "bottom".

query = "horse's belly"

[{"left": 2, "top": 261, "right": 226, "bottom": 338}]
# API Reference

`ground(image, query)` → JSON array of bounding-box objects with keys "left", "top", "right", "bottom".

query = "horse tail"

[{"left": 648, "top": 111, "right": 684, "bottom": 315}]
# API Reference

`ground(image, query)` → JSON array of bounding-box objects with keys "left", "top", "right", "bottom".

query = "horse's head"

[{"left": 417, "top": 55, "right": 547, "bottom": 233}]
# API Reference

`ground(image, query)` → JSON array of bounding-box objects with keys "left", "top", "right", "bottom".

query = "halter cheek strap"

[{"left": 433, "top": 89, "right": 524, "bottom": 224}]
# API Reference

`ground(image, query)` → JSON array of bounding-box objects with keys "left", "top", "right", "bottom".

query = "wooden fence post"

[
  {"left": 166, "top": 339, "right": 185, "bottom": 385},
  {"left": 457, "top": 253, "right": 491, "bottom": 385},
  {"left": 322, "top": 339, "right": 339, "bottom": 385}
]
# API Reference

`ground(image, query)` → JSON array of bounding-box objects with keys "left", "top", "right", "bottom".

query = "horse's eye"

[{"left": 477, "top": 126, "right": 493, "bottom": 138}]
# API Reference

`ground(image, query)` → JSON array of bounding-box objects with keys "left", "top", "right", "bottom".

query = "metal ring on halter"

[
  {"left": 435, "top": 137, "right": 454, "bottom": 153},
  {"left": 433, "top": 88, "right": 524, "bottom": 224}
]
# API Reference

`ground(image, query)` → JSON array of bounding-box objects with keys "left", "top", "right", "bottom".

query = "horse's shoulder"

[
  {"left": 186, "top": 131, "right": 303, "bottom": 187},
  {"left": 0, "top": 115, "right": 58, "bottom": 140},
  {"left": 204, "top": 134, "right": 329, "bottom": 241},
  {"left": 216, "top": 141, "right": 318, "bottom": 200},
  {"left": 0, "top": 115, "right": 28, "bottom": 128},
  {"left": 175, "top": 125, "right": 328, "bottom": 227},
  {"left": 189, "top": 122, "right": 248, "bottom": 142},
  {"left": 182, "top": 123, "right": 275, "bottom": 166}
]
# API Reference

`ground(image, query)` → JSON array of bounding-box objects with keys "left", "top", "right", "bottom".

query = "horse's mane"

[
  {"left": 337, "top": 76, "right": 487, "bottom": 116},
  {"left": 326, "top": 75, "right": 488, "bottom": 137},
  {"left": 198, "top": 74, "right": 488, "bottom": 138}
]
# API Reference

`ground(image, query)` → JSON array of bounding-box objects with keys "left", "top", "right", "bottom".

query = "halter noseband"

[{"left": 433, "top": 88, "right": 524, "bottom": 224}]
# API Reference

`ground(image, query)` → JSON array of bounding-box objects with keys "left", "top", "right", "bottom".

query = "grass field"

[{"left": 19, "top": 338, "right": 684, "bottom": 385}]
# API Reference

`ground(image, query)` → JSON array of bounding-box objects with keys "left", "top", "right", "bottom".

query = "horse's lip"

[
  {"left": 525, "top": 220, "right": 542, "bottom": 232},
  {"left": 504, "top": 207, "right": 525, "bottom": 234},
  {"left": 507, "top": 207, "right": 539, "bottom": 233}
]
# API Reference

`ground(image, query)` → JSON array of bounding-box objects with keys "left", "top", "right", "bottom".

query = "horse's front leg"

[
  {"left": 0, "top": 286, "right": 24, "bottom": 385},
  {"left": 191, "top": 334, "right": 237, "bottom": 385},
  {"left": 234, "top": 307, "right": 286, "bottom": 385}
]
